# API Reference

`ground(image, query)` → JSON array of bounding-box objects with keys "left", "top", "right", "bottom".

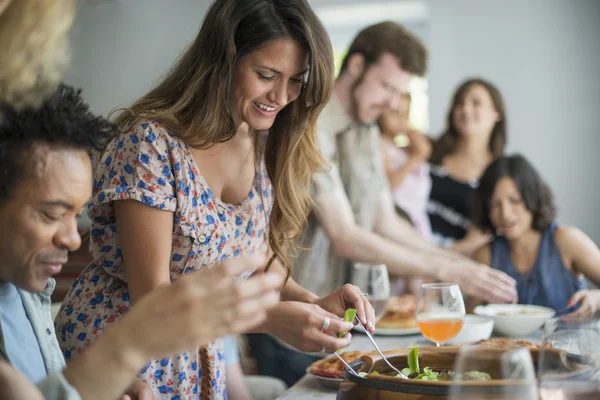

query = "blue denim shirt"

[{"left": 0, "top": 278, "right": 81, "bottom": 400}]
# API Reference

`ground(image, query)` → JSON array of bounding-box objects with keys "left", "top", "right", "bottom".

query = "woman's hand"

[
  {"left": 313, "top": 284, "right": 376, "bottom": 332},
  {"left": 263, "top": 301, "right": 354, "bottom": 353},
  {"left": 562, "top": 289, "right": 600, "bottom": 322}
]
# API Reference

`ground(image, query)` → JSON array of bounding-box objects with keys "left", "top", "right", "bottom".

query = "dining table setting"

[{"left": 275, "top": 266, "right": 600, "bottom": 400}]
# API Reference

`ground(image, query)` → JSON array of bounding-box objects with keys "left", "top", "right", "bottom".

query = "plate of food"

[
  {"left": 362, "top": 295, "right": 420, "bottom": 335},
  {"left": 306, "top": 350, "right": 366, "bottom": 389}
]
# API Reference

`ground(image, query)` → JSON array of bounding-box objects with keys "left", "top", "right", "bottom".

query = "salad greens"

[
  {"left": 456, "top": 371, "right": 492, "bottom": 381},
  {"left": 355, "top": 347, "right": 493, "bottom": 381},
  {"left": 357, "top": 371, "right": 378, "bottom": 378},
  {"left": 339, "top": 309, "right": 357, "bottom": 338},
  {"left": 336, "top": 309, "right": 357, "bottom": 354},
  {"left": 400, "top": 347, "right": 420, "bottom": 376},
  {"left": 395, "top": 348, "right": 491, "bottom": 381}
]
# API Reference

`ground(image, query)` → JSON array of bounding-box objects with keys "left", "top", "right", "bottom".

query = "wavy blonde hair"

[
  {"left": 0, "top": 0, "right": 74, "bottom": 109},
  {"left": 112, "top": 0, "right": 333, "bottom": 281}
]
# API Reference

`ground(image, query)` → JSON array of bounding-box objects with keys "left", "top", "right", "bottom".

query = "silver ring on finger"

[
  {"left": 321, "top": 317, "right": 331, "bottom": 331},
  {"left": 359, "top": 292, "right": 369, "bottom": 297},
  {"left": 320, "top": 346, "right": 327, "bottom": 353}
]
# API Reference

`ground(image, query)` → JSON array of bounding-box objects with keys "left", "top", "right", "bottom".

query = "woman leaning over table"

[{"left": 55, "top": 0, "right": 375, "bottom": 399}]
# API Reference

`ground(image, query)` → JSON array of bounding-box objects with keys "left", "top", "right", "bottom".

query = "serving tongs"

[{"left": 355, "top": 316, "right": 409, "bottom": 379}]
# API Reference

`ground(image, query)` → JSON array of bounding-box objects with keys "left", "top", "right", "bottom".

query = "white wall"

[
  {"left": 66, "top": 0, "right": 600, "bottom": 243},
  {"left": 426, "top": 0, "right": 600, "bottom": 243},
  {"left": 65, "top": 0, "right": 211, "bottom": 115}
]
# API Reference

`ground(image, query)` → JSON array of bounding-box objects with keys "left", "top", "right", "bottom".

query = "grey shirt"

[
  {"left": 0, "top": 278, "right": 82, "bottom": 400},
  {"left": 292, "top": 94, "right": 389, "bottom": 296}
]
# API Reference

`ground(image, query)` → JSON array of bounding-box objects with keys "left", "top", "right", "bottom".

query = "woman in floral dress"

[{"left": 55, "top": 0, "right": 375, "bottom": 399}]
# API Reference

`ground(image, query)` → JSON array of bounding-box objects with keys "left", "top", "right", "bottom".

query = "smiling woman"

[
  {"left": 233, "top": 37, "right": 308, "bottom": 131},
  {"left": 51, "top": 1, "right": 366, "bottom": 399}
]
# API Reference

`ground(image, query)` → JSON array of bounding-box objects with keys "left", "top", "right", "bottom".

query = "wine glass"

[
  {"left": 350, "top": 264, "right": 390, "bottom": 323},
  {"left": 416, "top": 283, "right": 465, "bottom": 346},
  {"left": 449, "top": 345, "right": 538, "bottom": 400},
  {"left": 538, "top": 318, "right": 600, "bottom": 399}
]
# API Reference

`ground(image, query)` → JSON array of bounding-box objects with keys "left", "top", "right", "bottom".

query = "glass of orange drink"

[{"left": 416, "top": 283, "right": 465, "bottom": 346}]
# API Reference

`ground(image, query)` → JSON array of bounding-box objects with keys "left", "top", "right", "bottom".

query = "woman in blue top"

[{"left": 468, "top": 155, "right": 600, "bottom": 320}]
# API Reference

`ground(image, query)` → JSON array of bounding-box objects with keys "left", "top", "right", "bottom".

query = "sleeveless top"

[
  {"left": 490, "top": 223, "right": 586, "bottom": 310},
  {"left": 427, "top": 164, "right": 476, "bottom": 247}
]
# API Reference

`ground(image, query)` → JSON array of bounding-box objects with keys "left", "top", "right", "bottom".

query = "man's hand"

[
  {"left": 0, "top": 362, "right": 44, "bottom": 400},
  {"left": 119, "top": 255, "right": 283, "bottom": 367},
  {"left": 440, "top": 260, "right": 517, "bottom": 304},
  {"left": 120, "top": 380, "right": 154, "bottom": 400}
]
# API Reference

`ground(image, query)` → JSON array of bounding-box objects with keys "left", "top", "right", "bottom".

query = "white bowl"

[
  {"left": 446, "top": 314, "right": 494, "bottom": 345},
  {"left": 474, "top": 304, "right": 555, "bottom": 337}
]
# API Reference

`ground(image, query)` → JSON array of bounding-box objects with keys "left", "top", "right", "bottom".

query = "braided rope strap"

[{"left": 200, "top": 345, "right": 213, "bottom": 400}]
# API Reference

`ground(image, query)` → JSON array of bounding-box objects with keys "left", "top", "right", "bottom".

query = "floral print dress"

[{"left": 55, "top": 119, "right": 273, "bottom": 399}]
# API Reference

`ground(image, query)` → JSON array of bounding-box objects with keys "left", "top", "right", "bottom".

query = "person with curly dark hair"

[
  {"left": 468, "top": 155, "right": 600, "bottom": 320},
  {"left": 0, "top": 84, "right": 283, "bottom": 400}
]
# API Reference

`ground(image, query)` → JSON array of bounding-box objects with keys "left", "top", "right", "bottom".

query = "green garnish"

[
  {"left": 336, "top": 308, "right": 357, "bottom": 353},
  {"left": 415, "top": 367, "right": 439, "bottom": 380},
  {"left": 463, "top": 371, "right": 492, "bottom": 381},
  {"left": 395, "top": 348, "right": 491, "bottom": 382},
  {"left": 407, "top": 347, "right": 420, "bottom": 374},
  {"left": 359, "top": 371, "right": 379, "bottom": 377},
  {"left": 339, "top": 308, "right": 357, "bottom": 338}
]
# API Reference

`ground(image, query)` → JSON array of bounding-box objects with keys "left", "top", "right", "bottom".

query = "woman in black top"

[{"left": 428, "top": 78, "right": 507, "bottom": 255}]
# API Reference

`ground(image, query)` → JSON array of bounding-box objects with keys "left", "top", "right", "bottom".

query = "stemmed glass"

[
  {"left": 449, "top": 345, "right": 538, "bottom": 400},
  {"left": 537, "top": 318, "right": 600, "bottom": 399},
  {"left": 350, "top": 264, "right": 390, "bottom": 323},
  {"left": 416, "top": 283, "right": 465, "bottom": 346}
]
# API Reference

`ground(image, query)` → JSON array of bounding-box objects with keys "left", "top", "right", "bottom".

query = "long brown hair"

[
  {"left": 112, "top": 0, "right": 333, "bottom": 279},
  {"left": 0, "top": 0, "right": 74, "bottom": 109},
  {"left": 430, "top": 78, "right": 507, "bottom": 165}
]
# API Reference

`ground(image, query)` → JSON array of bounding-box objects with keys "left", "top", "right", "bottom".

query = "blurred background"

[{"left": 65, "top": 0, "right": 600, "bottom": 245}]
